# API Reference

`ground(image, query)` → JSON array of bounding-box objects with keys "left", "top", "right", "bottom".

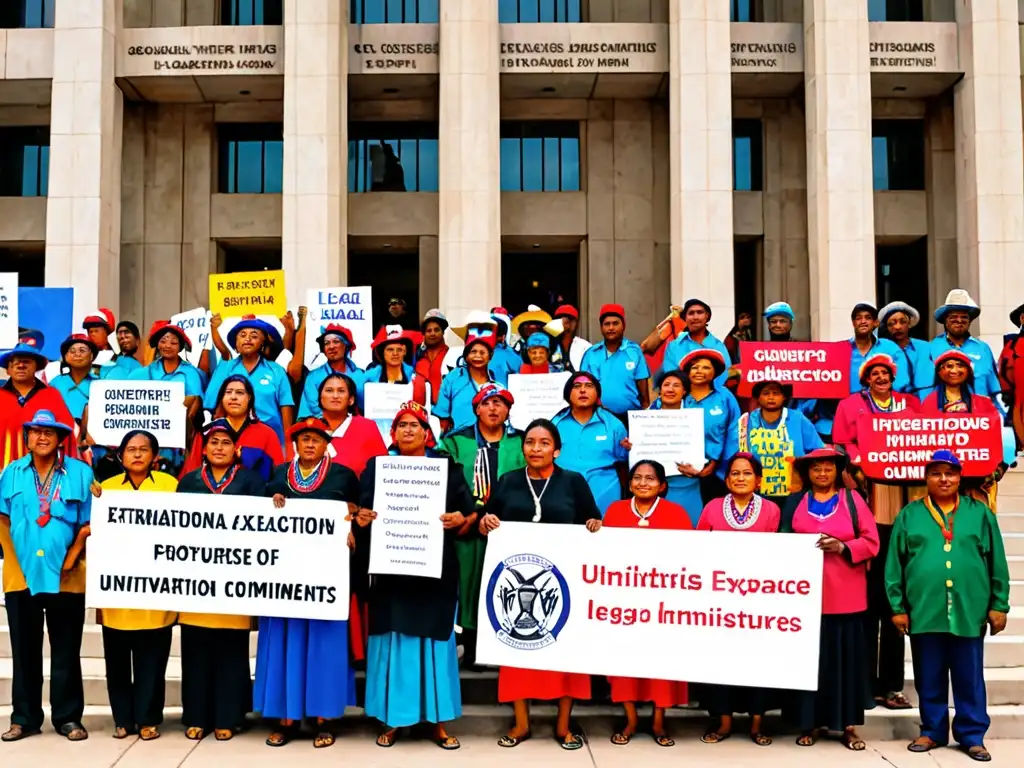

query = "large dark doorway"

[
  {"left": 734, "top": 239, "right": 760, "bottom": 338},
  {"left": 348, "top": 251, "right": 419, "bottom": 331},
  {"left": 501, "top": 251, "right": 579, "bottom": 317},
  {"left": 876, "top": 238, "right": 928, "bottom": 340}
]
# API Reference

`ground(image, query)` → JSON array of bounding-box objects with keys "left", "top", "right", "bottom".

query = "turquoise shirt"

[
  {"left": 50, "top": 372, "right": 98, "bottom": 420},
  {"left": 434, "top": 366, "right": 496, "bottom": 434},
  {"left": 580, "top": 339, "right": 650, "bottom": 414},
  {"left": 0, "top": 455, "right": 93, "bottom": 595},
  {"left": 848, "top": 336, "right": 910, "bottom": 394},
  {"left": 203, "top": 357, "right": 294, "bottom": 444},
  {"left": 889, "top": 337, "right": 934, "bottom": 397},
  {"left": 129, "top": 358, "right": 206, "bottom": 398},
  {"left": 929, "top": 334, "right": 1002, "bottom": 398},
  {"left": 660, "top": 331, "right": 732, "bottom": 389},
  {"left": 552, "top": 407, "right": 628, "bottom": 516},
  {"left": 298, "top": 359, "right": 366, "bottom": 418}
]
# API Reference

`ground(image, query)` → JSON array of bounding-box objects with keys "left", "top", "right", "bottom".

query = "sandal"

[
  {"left": 139, "top": 726, "right": 160, "bottom": 741},
  {"left": 750, "top": 732, "right": 772, "bottom": 746},
  {"left": 437, "top": 735, "right": 460, "bottom": 750},
  {"left": 842, "top": 730, "right": 866, "bottom": 751},
  {"left": 376, "top": 729, "right": 398, "bottom": 748},
  {"left": 796, "top": 731, "right": 818, "bottom": 747},
  {"left": 962, "top": 745, "right": 992, "bottom": 762},
  {"left": 908, "top": 736, "right": 940, "bottom": 753},
  {"left": 58, "top": 722, "right": 89, "bottom": 741},
  {"left": 185, "top": 727, "right": 204, "bottom": 741},
  {"left": 557, "top": 732, "right": 584, "bottom": 751},
  {"left": 266, "top": 727, "right": 296, "bottom": 747},
  {"left": 701, "top": 728, "right": 731, "bottom": 744},
  {"left": 313, "top": 731, "right": 335, "bottom": 749},
  {"left": 881, "top": 691, "right": 912, "bottom": 710},
  {"left": 497, "top": 731, "right": 531, "bottom": 747},
  {"left": 653, "top": 733, "right": 675, "bottom": 747},
  {"left": 610, "top": 731, "right": 632, "bottom": 746},
  {"left": 1, "top": 724, "right": 41, "bottom": 742},
  {"left": 113, "top": 727, "right": 132, "bottom": 740},
  {"left": 214, "top": 729, "right": 233, "bottom": 741}
]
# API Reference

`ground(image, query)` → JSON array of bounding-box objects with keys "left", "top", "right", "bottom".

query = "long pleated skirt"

[
  {"left": 787, "top": 612, "right": 874, "bottom": 732},
  {"left": 498, "top": 667, "right": 592, "bottom": 703},
  {"left": 609, "top": 676, "right": 688, "bottom": 709},
  {"left": 252, "top": 617, "right": 355, "bottom": 721},
  {"left": 180, "top": 626, "right": 252, "bottom": 731},
  {"left": 365, "top": 630, "right": 462, "bottom": 728}
]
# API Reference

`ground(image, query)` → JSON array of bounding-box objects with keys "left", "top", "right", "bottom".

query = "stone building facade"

[{"left": 0, "top": 0, "right": 1020, "bottom": 351}]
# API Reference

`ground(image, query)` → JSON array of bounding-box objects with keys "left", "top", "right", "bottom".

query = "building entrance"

[
  {"left": 501, "top": 251, "right": 579, "bottom": 317},
  {"left": 876, "top": 238, "right": 928, "bottom": 339},
  {"left": 349, "top": 251, "right": 419, "bottom": 332}
]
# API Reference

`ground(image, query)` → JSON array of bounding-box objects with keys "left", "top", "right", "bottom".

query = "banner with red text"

[
  {"left": 476, "top": 522, "right": 823, "bottom": 690},
  {"left": 857, "top": 413, "right": 1003, "bottom": 481},
  {"left": 738, "top": 341, "right": 851, "bottom": 399}
]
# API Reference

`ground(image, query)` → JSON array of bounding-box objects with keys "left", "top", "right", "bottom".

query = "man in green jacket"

[
  {"left": 885, "top": 449, "right": 1010, "bottom": 762},
  {"left": 440, "top": 383, "right": 524, "bottom": 665}
]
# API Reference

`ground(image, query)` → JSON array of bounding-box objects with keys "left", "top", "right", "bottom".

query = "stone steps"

[{"left": 998, "top": 513, "right": 1024, "bottom": 533}]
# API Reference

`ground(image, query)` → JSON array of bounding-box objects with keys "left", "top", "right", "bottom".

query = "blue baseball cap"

[
  {"left": 925, "top": 449, "right": 962, "bottom": 473},
  {"left": 526, "top": 333, "right": 550, "bottom": 350}
]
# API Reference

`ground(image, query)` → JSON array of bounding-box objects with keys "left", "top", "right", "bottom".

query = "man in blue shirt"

[
  {"left": 848, "top": 302, "right": 909, "bottom": 394},
  {"left": 879, "top": 302, "right": 934, "bottom": 397},
  {"left": 81, "top": 309, "right": 141, "bottom": 380},
  {"left": 929, "top": 289, "right": 1002, "bottom": 400},
  {"left": 50, "top": 334, "right": 100, "bottom": 421},
  {"left": 203, "top": 316, "right": 294, "bottom": 446},
  {"left": 579, "top": 303, "right": 650, "bottom": 418},
  {"left": 298, "top": 324, "right": 365, "bottom": 418},
  {"left": 653, "top": 298, "right": 732, "bottom": 388},
  {"left": 0, "top": 410, "right": 93, "bottom": 742}
]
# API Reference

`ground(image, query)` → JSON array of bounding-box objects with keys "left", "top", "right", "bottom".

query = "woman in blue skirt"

[
  {"left": 254, "top": 417, "right": 361, "bottom": 748},
  {"left": 353, "top": 401, "right": 475, "bottom": 749}
]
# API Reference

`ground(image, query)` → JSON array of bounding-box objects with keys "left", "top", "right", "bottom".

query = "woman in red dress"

[
  {"left": 315, "top": 373, "right": 387, "bottom": 476},
  {"left": 603, "top": 460, "right": 691, "bottom": 746},
  {"left": 696, "top": 452, "right": 782, "bottom": 746}
]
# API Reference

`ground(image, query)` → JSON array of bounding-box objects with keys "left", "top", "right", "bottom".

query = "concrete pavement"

[{"left": 0, "top": 729, "right": 1016, "bottom": 767}]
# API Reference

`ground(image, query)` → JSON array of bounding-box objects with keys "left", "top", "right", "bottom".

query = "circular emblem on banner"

[{"left": 485, "top": 553, "right": 571, "bottom": 651}]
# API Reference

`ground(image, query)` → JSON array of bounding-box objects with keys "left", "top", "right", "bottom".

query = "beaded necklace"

[
  {"left": 287, "top": 455, "right": 330, "bottom": 494},
  {"left": 33, "top": 457, "right": 63, "bottom": 527},
  {"left": 724, "top": 493, "right": 762, "bottom": 530}
]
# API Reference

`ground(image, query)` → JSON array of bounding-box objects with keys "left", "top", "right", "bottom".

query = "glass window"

[
  {"left": 0, "top": 0, "right": 55, "bottom": 28},
  {"left": 221, "top": 0, "right": 283, "bottom": 25},
  {"left": 0, "top": 127, "right": 49, "bottom": 196},
  {"left": 872, "top": 120, "right": 925, "bottom": 191},
  {"left": 222, "top": 246, "right": 282, "bottom": 273},
  {"left": 500, "top": 122, "right": 580, "bottom": 192},
  {"left": 348, "top": 122, "right": 438, "bottom": 192},
  {"left": 732, "top": 119, "right": 763, "bottom": 192},
  {"left": 217, "top": 124, "right": 284, "bottom": 193},
  {"left": 351, "top": 0, "right": 439, "bottom": 23},
  {"left": 499, "top": 0, "right": 581, "bottom": 23},
  {"left": 730, "top": 0, "right": 763, "bottom": 22},
  {"left": 868, "top": 0, "right": 924, "bottom": 21}
]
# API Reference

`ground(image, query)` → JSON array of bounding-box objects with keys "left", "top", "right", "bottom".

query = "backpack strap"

[{"left": 845, "top": 488, "right": 861, "bottom": 539}]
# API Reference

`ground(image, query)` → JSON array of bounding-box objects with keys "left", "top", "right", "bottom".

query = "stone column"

[
  {"left": 282, "top": 0, "right": 347, "bottom": 304},
  {"left": 953, "top": 1, "right": 1024, "bottom": 349},
  {"left": 668, "top": 0, "right": 734, "bottom": 322},
  {"left": 803, "top": 0, "right": 875, "bottom": 341},
  {"left": 45, "top": 0, "right": 123, "bottom": 322},
  {"left": 438, "top": 0, "right": 501, "bottom": 321},
  {"left": 925, "top": 95, "right": 958, "bottom": 316}
]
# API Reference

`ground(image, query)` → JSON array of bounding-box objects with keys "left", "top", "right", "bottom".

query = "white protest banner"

[
  {"left": 305, "top": 286, "right": 373, "bottom": 370},
  {"left": 628, "top": 409, "right": 706, "bottom": 475},
  {"left": 369, "top": 456, "right": 447, "bottom": 579},
  {"left": 0, "top": 273, "right": 18, "bottom": 348},
  {"left": 363, "top": 382, "right": 413, "bottom": 420},
  {"left": 170, "top": 307, "right": 212, "bottom": 367},
  {"left": 87, "top": 491, "right": 349, "bottom": 620},
  {"left": 476, "top": 522, "right": 823, "bottom": 690},
  {"left": 507, "top": 372, "right": 572, "bottom": 430},
  {"left": 89, "top": 381, "right": 186, "bottom": 448}
]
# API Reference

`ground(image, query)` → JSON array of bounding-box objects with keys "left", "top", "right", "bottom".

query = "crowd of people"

[{"left": 0, "top": 288, "right": 1020, "bottom": 762}]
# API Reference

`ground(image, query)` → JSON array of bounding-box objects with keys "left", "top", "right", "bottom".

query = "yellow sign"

[{"left": 209, "top": 270, "right": 285, "bottom": 318}]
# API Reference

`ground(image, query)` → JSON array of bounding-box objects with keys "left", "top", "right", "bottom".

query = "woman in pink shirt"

[
  {"left": 697, "top": 452, "right": 782, "bottom": 747},
  {"left": 781, "top": 447, "right": 878, "bottom": 751}
]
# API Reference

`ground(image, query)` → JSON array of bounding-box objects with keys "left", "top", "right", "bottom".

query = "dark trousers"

[
  {"left": 180, "top": 625, "right": 252, "bottom": 731},
  {"left": 102, "top": 625, "right": 173, "bottom": 729},
  {"left": 863, "top": 524, "right": 905, "bottom": 696},
  {"left": 4, "top": 590, "right": 85, "bottom": 731},
  {"left": 910, "top": 633, "right": 988, "bottom": 748}
]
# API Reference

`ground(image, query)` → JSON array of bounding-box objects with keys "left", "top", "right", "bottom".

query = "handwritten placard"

[
  {"left": 209, "top": 269, "right": 286, "bottom": 318},
  {"left": 368, "top": 456, "right": 448, "bottom": 579},
  {"left": 89, "top": 380, "right": 187, "bottom": 448},
  {"left": 628, "top": 409, "right": 706, "bottom": 475},
  {"left": 304, "top": 286, "right": 373, "bottom": 370},
  {"left": 507, "top": 373, "right": 572, "bottom": 430},
  {"left": 170, "top": 307, "right": 211, "bottom": 367}
]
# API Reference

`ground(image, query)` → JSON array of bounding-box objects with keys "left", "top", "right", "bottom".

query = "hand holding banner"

[
  {"left": 738, "top": 341, "right": 851, "bottom": 399},
  {"left": 857, "top": 413, "right": 1003, "bottom": 481},
  {"left": 628, "top": 409, "right": 705, "bottom": 475},
  {"left": 304, "top": 286, "right": 374, "bottom": 369}
]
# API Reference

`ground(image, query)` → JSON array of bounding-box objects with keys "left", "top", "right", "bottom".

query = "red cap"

[
  {"left": 472, "top": 383, "right": 514, "bottom": 410},
  {"left": 287, "top": 417, "right": 333, "bottom": 443},
  {"left": 934, "top": 349, "right": 974, "bottom": 370},
  {"left": 858, "top": 353, "right": 897, "bottom": 384},
  {"left": 82, "top": 308, "right": 115, "bottom": 333},
  {"left": 679, "top": 348, "right": 727, "bottom": 377},
  {"left": 148, "top": 320, "right": 193, "bottom": 352},
  {"left": 599, "top": 304, "right": 626, "bottom": 322},
  {"left": 390, "top": 401, "right": 436, "bottom": 449},
  {"left": 60, "top": 333, "right": 99, "bottom": 359},
  {"left": 554, "top": 305, "right": 579, "bottom": 320},
  {"left": 316, "top": 324, "right": 356, "bottom": 352},
  {"left": 464, "top": 334, "right": 496, "bottom": 353}
]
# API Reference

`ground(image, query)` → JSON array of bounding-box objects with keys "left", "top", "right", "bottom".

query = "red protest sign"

[
  {"left": 857, "top": 413, "right": 1003, "bottom": 481},
  {"left": 738, "top": 342, "right": 851, "bottom": 399}
]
